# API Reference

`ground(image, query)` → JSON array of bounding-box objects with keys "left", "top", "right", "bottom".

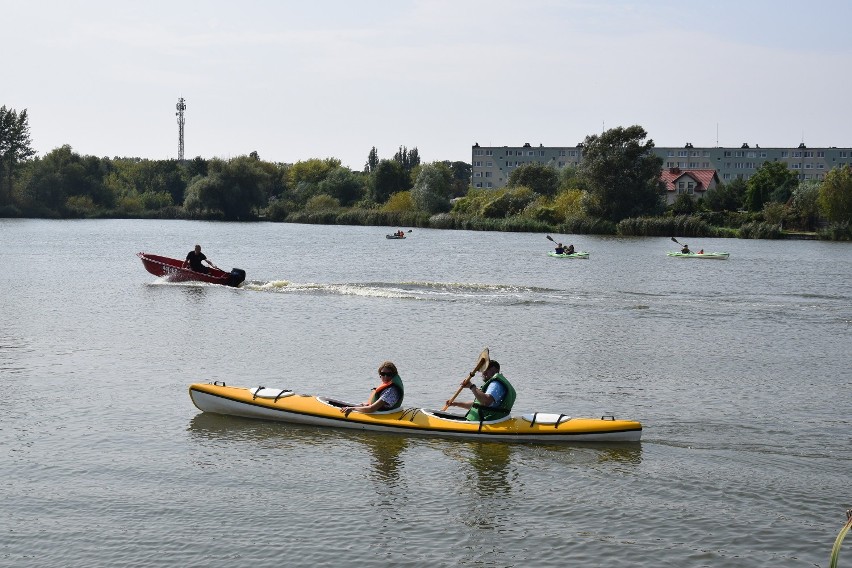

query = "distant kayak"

[
  {"left": 386, "top": 234, "right": 406, "bottom": 239},
  {"left": 666, "top": 252, "right": 730, "bottom": 260},
  {"left": 548, "top": 251, "right": 590, "bottom": 259},
  {"left": 137, "top": 253, "right": 246, "bottom": 286}
]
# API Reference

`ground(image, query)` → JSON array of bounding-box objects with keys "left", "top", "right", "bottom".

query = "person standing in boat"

[
  {"left": 447, "top": 360, "right": 516, "bottom": 422},
  {"left": 341, "top": 361, "right": 404, "bottom": 416},
  {"left": 183, "top": 244, "right": 218, "bottom": 274}
]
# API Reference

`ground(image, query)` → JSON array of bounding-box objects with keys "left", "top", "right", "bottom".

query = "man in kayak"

[
  {"left": 446, "top": 360, "right": 516, "bottom": 422},
  {"left": 183, "top": 244, "right": 218, "bottom": 273},
  {"left": 554, "top": 243, "right": 566, "bottom": 254},
  {"left": 341, "top": 361, "right": 404, "bottom": 416},
  {"left": 681, "top": 244, "right": 691, "bottom": 254}
]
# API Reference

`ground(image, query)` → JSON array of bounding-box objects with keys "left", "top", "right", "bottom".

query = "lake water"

[{"left": 1, "top": 219, "right": 850, "bottom": 567}]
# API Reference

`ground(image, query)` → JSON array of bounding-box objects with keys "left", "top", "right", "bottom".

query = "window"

[
  {"left": 486, "top": 182, "right": 493, "bottom": 188},
  {"left": 781, "top": 151, "right": 788, "bottom": 158},
  {"left": 474, "top": 150, "right": 483, "bottom": 156},
  {"left": 804, "top": 151, "right": 813, "bottom": 158},
  {"left": 559, "top": 150, "right": 566, "bottom": 156},
  {"left": 558, "top": 161, "right": 565, "bottom": 167},
  {"left": 475, "top": 182, "right": 482, "bottom": 188},
  {"left": 473, "top": 161, "right": 482, "bottom": 167},
  {"left": 474, "top": 172, "right": 481, "bottom": 177},
  {"left": 703, "top": 151, "right": 710, "bottom": 157},
  {"left": 805, "top": 163, "right": 813, "bottom": 169},
  {"left": 816, "top": 151, "right": 824, "bottom": 158},
  {"left": 747, "top": 151, "right": 756, "bottom": 158},
  {"left": 678, "top": 150, "right": 688, "bottom": 157},
  {"left": 486, "top": 161, "right": 493, "bottom": 167},
  {"left": 791, "top": 163, "right": 801, "bottom": 169},
  {"left": 691, "top": 151, "right": 700, "bottom": 157},
  {"left": 485, "top": 150, "right": 493, "bottom": 156},
  {"left": 539, "top": 150, "right": 545, "bottom": 156},
  {"left": 687, "top": 182, "right": 695, "bottom": 194},
  {"left": 667, "top": 151, "right": 675, "bottom": 157},
  {"left": 724, "top": 151, "right": 732, "bottom": 157},
  {"left": 793, "top": 151, "right": 802, "bottom": 157},
  {"left": 818, "top": 163, "right": 825, "bottom": 169},
  {"left": 735, "top": 151, "right": 744, "bottom": 158},
  {"left": 527, "top": 151, "right": 534, "bottom": 156},
  {"left": 723, "top": 173, "right": 731, "bottom": 180}
]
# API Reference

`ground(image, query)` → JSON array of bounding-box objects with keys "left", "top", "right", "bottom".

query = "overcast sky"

[{"left": 4, "top": 0, "right": 851, "bottom": 169}]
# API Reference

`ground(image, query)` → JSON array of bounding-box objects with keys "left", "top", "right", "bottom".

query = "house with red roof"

[{"left": 659, "top": 167, "right": 720, "bottom": 205}]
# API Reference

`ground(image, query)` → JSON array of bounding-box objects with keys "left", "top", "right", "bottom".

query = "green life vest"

[
  {"left": 466, "top": 372, "right": 516, "bottom": 422},
  {"left": 369, "top": 374, "right": 404, "bottom": 410}
]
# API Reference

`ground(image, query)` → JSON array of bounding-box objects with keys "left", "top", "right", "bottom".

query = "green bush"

[
  {"left": 738, "top": 221, "right": 783, "bottom": 239},
  {"left": 818, "top": 221, "right": 852, "bottom": 241}
]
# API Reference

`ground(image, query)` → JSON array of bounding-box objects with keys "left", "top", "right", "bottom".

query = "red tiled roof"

[{"left": 659, "top": 169, "right": 719, "bottom": 193}]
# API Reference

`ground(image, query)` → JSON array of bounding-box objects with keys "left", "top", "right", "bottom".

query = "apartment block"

[{"left": 471, "top": 142, "right": 852, "bottom": 190}]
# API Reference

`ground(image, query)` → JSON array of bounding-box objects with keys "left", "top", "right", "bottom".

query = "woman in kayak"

[
  {"left": 566, "top": 244, "right": 575, "bottom": 254},
  {"left": 341, "top": 361, "right": 405, "bottom": 416}
]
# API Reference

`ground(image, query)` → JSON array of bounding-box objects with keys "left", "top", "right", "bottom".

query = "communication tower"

[{"left": 175, "top": 97, "right": 186, "bottom": 160}]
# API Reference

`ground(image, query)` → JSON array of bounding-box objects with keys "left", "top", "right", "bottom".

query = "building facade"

[{"left": 471, "top": 142, "right": 852, "bottom": 190}]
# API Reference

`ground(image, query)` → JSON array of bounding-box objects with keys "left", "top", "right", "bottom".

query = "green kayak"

[
  {"left": 548, "top": 251, "right": 590, "bottom": 259},
  {"left": 666, "top": 251, "right": 729, "bottom": 260}
]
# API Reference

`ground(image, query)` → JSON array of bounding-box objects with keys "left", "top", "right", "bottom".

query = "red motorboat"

[{"left": 137, "top": 253, "right": 246, "bottom": 287}]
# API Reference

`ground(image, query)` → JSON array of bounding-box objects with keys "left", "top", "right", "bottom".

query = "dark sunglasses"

[{"left": 379, "top": 371, "right": 394, "bottom": 377}]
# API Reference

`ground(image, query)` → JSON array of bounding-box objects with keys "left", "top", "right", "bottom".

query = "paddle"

[
  {"left": 442, "top": 348, "right": 490, "bottom": 411},
  {"left": 671, "top": 236, "right": 692, "bottom": 253},
  {"left": 546, "top": 235, "right": 556, "bottom": 243}
]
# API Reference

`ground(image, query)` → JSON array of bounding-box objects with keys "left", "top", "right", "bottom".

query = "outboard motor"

[{"left": 228, "top": 268, "right": 246, "bottom": 287}]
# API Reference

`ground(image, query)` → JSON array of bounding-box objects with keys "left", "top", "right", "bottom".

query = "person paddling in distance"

[
  {"left": 681, "top": 243, "right": 691, "bottom": 254},
  {"left": 341, "top": 361, "right": 404, "bottom": 417},
  {"left": 554, "top": 242, "right": 566, "bottom": 254},
  {"left": 446, "top": 360, "right": 516, "bottom": 422},
  {"left": 183, "top": 244, "right": 218, "bottom": 274}
]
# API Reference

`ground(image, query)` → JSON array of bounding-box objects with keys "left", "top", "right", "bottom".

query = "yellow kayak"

[{"left": 189, "top": 382, "right": 642, "bottom": 443}]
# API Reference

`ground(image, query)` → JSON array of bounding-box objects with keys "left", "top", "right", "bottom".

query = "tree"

[
  {"left": 744, "top": 161, "right": 798, "bottom": 212},
  {"left": 185, "top": 156, "right": 270, "bottom": 220},
  {"left": 364, "top": 146, "right": 379, "bottom": 173},
  {"left": 508, "top": 162, "right": 559, "bottom": 196},
  {"left": 393, "top": 146, "right": 420, "bottom": 172},
  {"left": 704, "top": 178, "right": 746, "bottom": 212},
  {"left": 789, "top": 180, "right": 821, "bottom": 230},
  {"left": 818, "top": 165, "right": 852, "bottom": 223},
  {"left": 441, "top": 160, "right": 471, "bottom": 198},
  {"left": 371, "top": 159, "right": 409, "bottom": 203},
  {"left": 578, "top": 125, "right": 663, "bottom": 222},
  {"left": 412, "top": 163, "right": 452, "bottom": 214},
  {"left": 317, "top": 167, "right": 366, "bottom": 206},
  {"left": 0, "top": 105, "right": 36, "bottom": 205}
]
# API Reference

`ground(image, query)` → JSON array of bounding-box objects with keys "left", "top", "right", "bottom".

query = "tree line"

[{"left": 1, "top": 105, "right": 850, "bottom": 239}]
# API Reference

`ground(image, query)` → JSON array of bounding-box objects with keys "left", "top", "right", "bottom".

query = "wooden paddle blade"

[{"left": 474, "top": 348, "right": 490, "bottom": 373}]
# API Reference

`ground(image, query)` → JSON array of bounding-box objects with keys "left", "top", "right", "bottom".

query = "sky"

[{"left": 4, "top": 0, "right": 852, "bottom": 170}]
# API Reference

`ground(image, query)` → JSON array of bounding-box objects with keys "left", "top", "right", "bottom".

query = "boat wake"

[{"left": 241, "top": 280, "right": 555, "bottom": 305}]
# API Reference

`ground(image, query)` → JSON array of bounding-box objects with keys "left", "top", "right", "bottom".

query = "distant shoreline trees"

[{"left": 1, "top": 104, "right": 849, "bottom": 240}]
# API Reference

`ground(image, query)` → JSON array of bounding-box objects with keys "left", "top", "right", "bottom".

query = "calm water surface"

[{"left": 1, "top": 219, "right": 850, "bottom": 567}]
